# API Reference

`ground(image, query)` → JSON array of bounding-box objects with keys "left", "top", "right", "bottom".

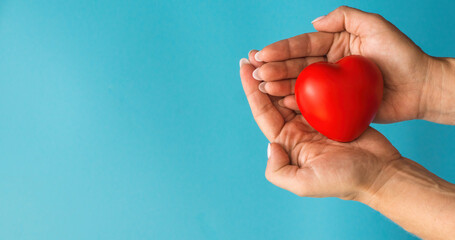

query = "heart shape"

[{"left": 295, "top": 55, "right": 383, "bottom": 142}]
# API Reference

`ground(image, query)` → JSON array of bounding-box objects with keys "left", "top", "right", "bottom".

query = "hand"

[
  {"left": 240, "top": 58, "right": 455, "bottom": 238},
  {"left": 250, "top": 6, "right": 439, "bottom": 123},
  {"left": 239, "top": 58, "right": 401, "bottom": 199}
]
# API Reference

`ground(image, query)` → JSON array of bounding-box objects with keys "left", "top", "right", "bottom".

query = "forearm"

[
  {"left": 422, "top": 57, "right": 455, "bottom": 124},
  {"left": 357, "top": 157, "right": 455, "bottom": 239}
]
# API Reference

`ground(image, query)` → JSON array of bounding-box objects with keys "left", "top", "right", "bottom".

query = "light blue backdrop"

[{"left": 1, "top": 0, "right": 454, "bottom": 239}]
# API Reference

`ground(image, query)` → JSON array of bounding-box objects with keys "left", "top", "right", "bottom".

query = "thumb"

[
  {"left": 312, "top": 6, "right": 386, "bottom": 36},
  {"left": 265, "top": 143, "right": 291, "bottom": 174},
  {"left": 265, "top": 143, "right": 309, "bottom": 196}
]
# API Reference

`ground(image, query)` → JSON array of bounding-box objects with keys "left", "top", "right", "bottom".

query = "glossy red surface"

[{"left": 295, "top": 55, "right": 383, "bottom": 142}]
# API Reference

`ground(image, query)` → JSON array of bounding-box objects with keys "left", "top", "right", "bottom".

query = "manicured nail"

[
  {"left": 252, "top": 68, "right": 262, "bottom": 80},
  {"left": 311, "top": 15, "right": 326, "bottom": 23},
  {"left": 248, "top": 49, "right": 257, "bottom": 56},
  {"left": 254, "top": 51, "right": 263, "bottom": 62},
  {"left": 258, "top": 82, "right": 267, "bottom": 93},
  {"left": 239, "top": 58, "right": 250, "bottom": 68},
  {"left": 267, "top": 143, "right": 271, "bottom": 158}
]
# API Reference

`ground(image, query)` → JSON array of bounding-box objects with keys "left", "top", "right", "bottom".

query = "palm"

[
  {"left": 240, "top": 61, "right": 400, "bottom": 198},
  {"left": 272, "top": 112, "right": 398, "bottom": 199}
]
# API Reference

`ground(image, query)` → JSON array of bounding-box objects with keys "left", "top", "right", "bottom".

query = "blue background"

[{"left": 1, "top": 0, "right": 454, "bottom": 239}]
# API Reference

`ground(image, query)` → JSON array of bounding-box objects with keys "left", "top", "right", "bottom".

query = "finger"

[
  {"left": 265, "top": 143, "right": 292, "bottom": 173},
  {"left": 270, "top": 96, "right": 296, "bottom": 122},
  {"left": 240, "top": 59, "right": 284, "bottom": 141},
  {"left": 278, "top": 95, "right": 299, "bottom": 111},
  {"left": 259, "top": 79, "right": 296, "bottom": 96},
  {"left": 253, "top": 57, "right": 326, "bottom": 81},
  {"left": 255, "top": 32, "right": 334, "bottom": 62},
  {"left": 312, "top": 6, "right": 388, "bottom": 36},
  {"left": 248, "top": 49, "right": 264, "bottom": 68},
  {"left": 265, "top": 143, "right": 314, "bottom": 196}
]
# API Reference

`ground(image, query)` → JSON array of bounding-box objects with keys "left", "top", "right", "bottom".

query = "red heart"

[{"left": 295, "top": 55, "right": 383, "bottom": 142}]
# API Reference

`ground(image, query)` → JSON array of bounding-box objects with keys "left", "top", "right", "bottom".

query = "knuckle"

[
  {"left": 337, "top": 5, "right": 349, "bottom": 12},
  {"left": 301, "top": 34, "right": 312, "bottom": 56}
]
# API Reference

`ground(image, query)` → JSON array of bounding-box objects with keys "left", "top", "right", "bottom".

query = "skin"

[
  {"left": 251, "top": 6, "right": 455, "bottom": 124},
  {"left": 240, "top": 6, "right": 455, "bottom": 239}
]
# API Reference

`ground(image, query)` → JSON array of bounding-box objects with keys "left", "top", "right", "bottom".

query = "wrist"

[
  {"left": 356, "top": 157, "right": 455, "bottom": 206},
  {"left": 354, "top": 156, "right": 405, "bottom": 206},
  {"left": 354, "top": 157, "right": 455, "bottom": 239},
  {"left": 420, "top": 56, "right": 455, "bottom": 124}
]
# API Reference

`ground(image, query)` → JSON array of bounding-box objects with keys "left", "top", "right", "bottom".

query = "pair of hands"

[{"left": 240, "top": 6, "right": 447, "bottom": 201}]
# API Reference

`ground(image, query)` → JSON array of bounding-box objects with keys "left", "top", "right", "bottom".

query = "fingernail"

[
  {"left": 258, "top": 82, "right": 267, "bottom": 93},
  {"left": 254, "top": 51, "right": 263, "bottom": 62},
  {"left": 248, "top": 49, "right": 256, "bottom": 56},
  {"left": 252, "top": 68, "right": 262, "bottom": 80},
  {"left": 277, "top": 99, "right": 284, "bottom": 107},
  {"left": 311, "top": 15, "right": 325, "bottom": 23},
  {"left": 267, "top": 143, "right": 271, "bottom": 158},
  {"left": 239, "top": 58, "right": 250, "bottom": 68}
]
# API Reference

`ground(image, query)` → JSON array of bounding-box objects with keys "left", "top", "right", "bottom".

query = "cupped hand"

[
  {"left": 240, "top": 58, "right": 401, "bottom": 199},
  {"left": 251, "top": 6, "right": 434, "bottom": 123}
]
